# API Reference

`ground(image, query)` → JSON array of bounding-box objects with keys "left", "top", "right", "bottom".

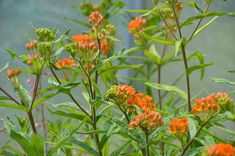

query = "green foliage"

[{"left": 0, "top": 0, "right": 235, "bottom": 156}]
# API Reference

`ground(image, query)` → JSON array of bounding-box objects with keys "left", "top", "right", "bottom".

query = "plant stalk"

[
  {"left": 180, "top": 117, "right": 212, "bottom": 155},
  {"left": 172, "top": 6, "right": 192, "bottom": 111},
  {"left": 0, "top": 87, "right": 20, "bottom": 105}
]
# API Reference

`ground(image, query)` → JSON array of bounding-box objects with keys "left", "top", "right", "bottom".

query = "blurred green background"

[{"left": 0, "top": 0, "right": 235, "bottom": 146}]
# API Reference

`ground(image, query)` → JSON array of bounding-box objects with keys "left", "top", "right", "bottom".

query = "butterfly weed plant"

[{"left": 0, "top": 0, "right": 235, "bottom": 155}]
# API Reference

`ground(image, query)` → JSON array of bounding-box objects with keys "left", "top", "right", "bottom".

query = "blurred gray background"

[{"left": 0, "top": 0, "right": 235, "bottom": 146}]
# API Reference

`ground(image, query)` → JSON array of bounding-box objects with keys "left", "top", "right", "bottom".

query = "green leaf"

[
  {"left": 144, "top": 44, "right": 161, "bottom": 64},
  {"left": 187, "top": 51, "right": 209, "bottom": 80},
  {"left": 57, "top": 82, "right": 81, "bottom": 94},
  {"left": 31, "top": 134, "right": 44, "bottom": 156},
  {"left": 70, "top": 138, "right": 99, "bottom": 156},
  {"left": 99, "top": 64, "right": 144, "bottom": 75},
  {"left": 47, "top": 132, "right": 71, "bottom": 156},
  {"left": 145, "top": 82, "right": 187, "bottom": 99},
  {"left": 142, "top": 34, "right": 175, "bottom": 45},
  {"left": 0, "top": 102, "right": 27, "bottom": 111},
  {"left": 174, "top": 38, "right": 183, "bottom": 57},
  {"left": 210, "top": 77, "right": 235, "bottom": 86},
  {"left": 0, "top": 62, "right": 9, "bottom": 73},
  {"left": 32, "top": 93, "right": 57, "bottom": 109},
  {"left": 37, "top": 86, "right": 59, "bottom": 95},
  {"left": 213, "top": 124, "right": 235, "bottom": 136},
  {"left": 182, "top": 2, "right": 203, "bottom": 12},
  {"left": 10, "top": 130, "right": 36, "bottom": 156},
  {"left": 110, "top": 140, "right": 131, "bottom": 156},
  {"left": 140, "top": 3, "right": 171, "bottom": 17},
  {"left": 192, "top": 16, "right": 218, "bottom": 39},
  {"left": 188, "top": 118, "right": 197, "bottom": 139},
  {"left": 187, "top": 62, "right": 213, "bottom": 78},
  {"left": 5, "top": 48, "right": 19, "bottom": 59},
  {"left": 0, "top": 96, "right": 11, "bottom": 101},
  {"left": 181, "top": 12, "right": 235, "bottom": 27}
]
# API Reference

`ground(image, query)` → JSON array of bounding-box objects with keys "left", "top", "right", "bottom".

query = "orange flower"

[
  {"left": 25, "top": 40, "right": 37, "bottom": 50},
  {"left": 127, "top": 93, "right": 156, "bottom": 111},
  {"left": 100, "top": 38, "right": 110, "bottom": 55},
  {"left": 106, "top": 84, "right": 136, "bottom": 104},
  {"left": 192, "top": 95, "right": 219, "bottom": 116},
  {"left": 89, "top": 11, "right": 104, "bottom": 26},
  {"left": 207, "top": 143, "right": 235, "bottom": 156},
  {"left": 7, "top": 68, "right": 21, "bottom": 78},
  {"left": 129, "top": 110, "right": 163, "bottom": 133},
  {"left": 128, "top": 17, "right": 146, "bottom": 33},
  {"left": 71, "top": 34, "right": 98, "bottom": 61},
  {"left": 26, "top": 54, "right": 42, "bottom": 65},
  {"left": 55, "top": 58, "right": 76, "bottom": 69},
  {"left": 169, "top": 117, "right": 188, "bottom": 134},
  {"left": 72, "top": 34, "right": 97, "bottom": 50},
  {"left": 192, "top": 92, "right": 231, "bottom": 117}
]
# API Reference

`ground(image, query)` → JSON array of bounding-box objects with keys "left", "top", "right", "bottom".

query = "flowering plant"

[{"left": 0, "top": 0, "right": 235, "bottom": 156}]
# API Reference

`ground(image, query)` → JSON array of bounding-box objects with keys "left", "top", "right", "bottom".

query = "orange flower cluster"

[
  {"left": 128, "top": 17, "right": 147, "bottom": 33},
  {"left": 25, "top": 40, "right": 37, "bottom": 50},
  {"left": 106, "top": 84, "right": 136, "bottom": 104},
  {"left": 100, "top": 38, "right": 110, "bottom": 55},
  {"left": 55, "top": 58, "right": 77, "bottom": 69},
  {"left": 169, "top": 117, "right": 188, "bottom": 134},
  {"left": 207, "top": 143, "right": 235, "bottom": 156},
  {"left": 129, "top": 110, "right": 163, "bottom": 132},
  {"left": 27, "top": 54, "right": 41, "bottom": 65},
  {"left": 192, "top": 92, "right": 231, "bottom": 116},
  {"left": 115, "top": 85, "right": 136, "bottom": 97},
  {"left": 210, "top": 92, "right": 231, "bottom": 107},
  {"left": 7, "top": 68, "right": 21, "bottom": 78},
  {"left": 127, "top": 93, "right": 155, "bottom": 111},
  {"left": 192, "top": 95, "right": 219, "bottom": 116},
  {"left": 72, "top": 34, "right": 98, "bottom": 51},
  {"left": 89, "top": 11, "right": 104, "bottom": 26}
]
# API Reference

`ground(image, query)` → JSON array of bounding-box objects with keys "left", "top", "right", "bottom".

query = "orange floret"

[
  {"left": 72, "top": 34, "right": 97, "bottom": 49},
  {"left": 127, "top": 93, "right": 156, "bottom": 111},
  {"left": 55, "top": 58, "right": 76, "bottom": 69},
  {"left": 207, "top": 143, "right": 235, "bottom": 156},
  {"left": 100, "top": 38, "right": 110, "bottom": 55},
  {"left": 129, "top": 110, "right": 163, "bottom": 133},
  {"left": 89, "top": 11, "right": 104, "bottom": 26},
  {"left": 128, "top": 17, "right": 147, "bottom": 32},
  {"left": 169, "top": 117, "right": 188, "bottom": 134}
]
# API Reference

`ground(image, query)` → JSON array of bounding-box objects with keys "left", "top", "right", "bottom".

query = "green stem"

[
  {"left": 27, "top": 111, "right": 37, "bottom": 134},
  {"left": 114, "top": 99, "right": 130, "bottom": 123},
  {"left": 145, "top": 131, "right": 150, "bottom": 156},
  {"left": 49, "top": 66, "right": 90, "bottom": 116},
  {"left": 172, "top": 6, "right": 192, "bottom": 112},
  {"left": 188, "top": 2, "right": 212, "bottom": 42},
  {"left": 27, "top": 75, "right": 40, "bottom": 134},
  {"left": 180, "top": 117, "right": 212, "bottom": 156},
  {"left": 0, "top": 87, "right": 20, "bottom": 105}
]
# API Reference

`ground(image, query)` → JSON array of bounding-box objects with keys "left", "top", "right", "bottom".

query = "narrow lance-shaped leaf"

[
  {"left": 181, "top": 12, "right": 235, "bottom": 27},
  {"left": 145, "top": 82, "right": 187, "bottom": 99},
  {"left": 5, "top": 48, "right": 19, "bottom": 59},
  {"left": 70, "top": 138, "right": 99, "bottom": 156},
  {"left": 175, "top": 38, "right": 183, "bottom": 57},
  {"left": 9, "top": 130, "right": 36, "bottom": 156},
  {"left": 187, "top": 51, "right": 210, "bottom": 80},
  {"left": 144, "top": 44, "right": 161, "bottom": 65},
  {"left": 187, "top": 62, "right": 213, "bottom": 78},
  {"left": 210, "top": 77, "right": 235, "bottom": 86},
  {"left": 191, "top": 16, "right": 218, "bottom": 40},
  {"left": 110, "top": 140, "right": 132, "bottom": 156},
  {"left": 0, "top": 102, "right": 27, "bottom": 111},
  {"left": 0, "top": 62, "right": 9, "bottom": 73}
]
